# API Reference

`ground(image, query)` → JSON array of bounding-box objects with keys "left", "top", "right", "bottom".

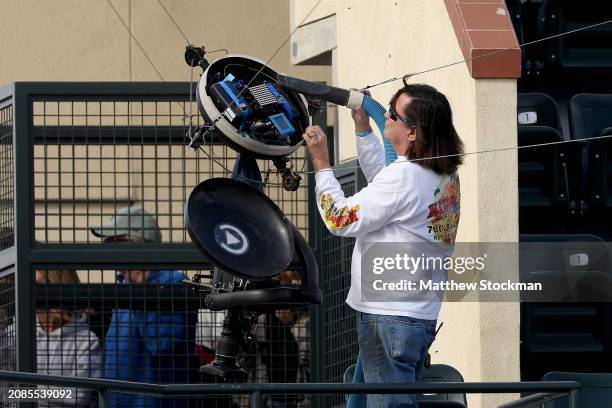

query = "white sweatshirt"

[
  {"left": 0, "top": 314, "right": 102, "bottom": 407},
  {"left": 35, "top": 313, "right": 102, "bottom": 407},
  {"left": 315, "top": 131, "right": 460, "bottom": 320}
]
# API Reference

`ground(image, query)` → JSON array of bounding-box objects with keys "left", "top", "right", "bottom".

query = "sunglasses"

[{"left": 389, "top": 105, "right": 415, "bottom": 126}]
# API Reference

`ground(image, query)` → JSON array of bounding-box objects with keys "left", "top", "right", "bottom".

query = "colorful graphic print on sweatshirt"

[
  {"left": 427, "top": 174, "right": 460, "bottom": 243},
  {"left": 320, "top": 192, "right": 360, "bottom": 229}
]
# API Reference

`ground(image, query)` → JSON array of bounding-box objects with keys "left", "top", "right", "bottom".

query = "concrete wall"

[
  {"left": 292, "top": 1, "right": 519, "bottom": 407},
  {"left": 0, "top": 0, "right": 329, "bottom": 290},
  {"left": 0, "top": 0, "right": 330, "bottom": 83},
  {"left": 1, "top": 0, "right": 329, "bottom": 244},
  {"left": 290, "top": 0, "right": 337, "bottom": 32}
]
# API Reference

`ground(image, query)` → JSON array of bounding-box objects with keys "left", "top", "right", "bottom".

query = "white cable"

[{"left": 300, "top": 133, "right": 612, "bottom": 175}]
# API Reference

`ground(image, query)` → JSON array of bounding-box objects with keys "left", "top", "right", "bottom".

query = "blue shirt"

[{"left": 104, "top": 270, "right": 197, "bottom": 408}]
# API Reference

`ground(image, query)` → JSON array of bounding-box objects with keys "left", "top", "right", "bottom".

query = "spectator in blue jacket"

[{"left": 91, "top": 207, "right": 198, "bottom": 408}]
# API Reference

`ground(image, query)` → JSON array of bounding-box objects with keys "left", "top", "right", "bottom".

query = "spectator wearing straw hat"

[{"left": 91, "top": 207, "right": 198, "bottom": 408}]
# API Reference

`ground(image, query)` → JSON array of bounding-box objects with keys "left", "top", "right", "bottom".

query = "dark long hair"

[{"left": 390, "top": 81, "right": 464, "bottom": 175}]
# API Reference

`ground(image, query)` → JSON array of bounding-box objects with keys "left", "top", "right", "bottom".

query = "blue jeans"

[{"left": 348, "top": 312, "right": 436, "bottom": 408}]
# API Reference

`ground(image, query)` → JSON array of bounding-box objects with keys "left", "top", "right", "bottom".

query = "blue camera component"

[
  {"left": 209, "top": 72, "right": 300, "bottom": 142},
  {"left": 266, "top": 83, "right": 296, "bottom": 121},
  {"left": 216, "top": 74, "right": 249, "bottom": 131},
  {"left": 269, "top": 113, "right": 295, "bottom": 140},
  {"left": 218, "top": 74, "right": 244, "bottom": 107}
]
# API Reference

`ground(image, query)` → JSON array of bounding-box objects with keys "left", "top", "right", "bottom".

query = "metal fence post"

[
  {"left": 308, "top": 105, "right": 327, "bottom": 408},
  {"left": 98, "top": 389, "right": 110, "bottom": 408},
  {"left": 569, "top": 388, "right": 580, "bottom": 408},
  {"left": 251, "top": 390, "right": 263, "bottom": 408},
  {"left": 13, "top": 84, "right": 36, "bottom": 376},
  {"left": 13, "top": 84, "right": 36, "bottom": 408}
]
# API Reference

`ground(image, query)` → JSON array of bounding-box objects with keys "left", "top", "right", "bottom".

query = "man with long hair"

[{"left": 303, "top": 83, "right": 463, "bottom": 408}]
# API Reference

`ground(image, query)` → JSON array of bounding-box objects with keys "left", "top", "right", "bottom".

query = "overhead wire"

[
  {"left": 295, "top": 17, "right": 612, "bottom": 176},
  {"left": 363, "top": 18, "right": 612, "bottom": 89},
  {"left": 106, "top": 0, "right": 612, "bottom": 182},
  {"left": 183, "top": 0, "right": 325, "bottom": 183},
  {"left": 304, "top": 17, "right": 612, "bottom": 113},
  {"left": 105, "top": 0, "right": 166, "bottom": 81},
  {"left": 105, "top": 0, "right": 232, "bottom": 168},
  {"left": 113, "top": 0, "right": 323, "bottom": 182},
  {"left": 197, "top": 0, "right": 325, "bottom": 141},
  {"left": 157, "top": 0, "right": 191, "bottom": 45},
  {"left": 104, "top": 0, "right": 199, "bottom": 132},
  {"left": 301, "top": 133, "right": 612, "bottom": 175},
  {"left": 128, "top": 0, "right": 132, "bottom": 81},
  {"left": 104, "top": 0, "right": 238, "bottom": 177}
]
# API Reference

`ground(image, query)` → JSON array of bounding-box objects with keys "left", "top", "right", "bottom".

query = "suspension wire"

[
  {"left": 176, "top": 0, "right": 323, "bottom": 183},
  {"left": 196, "top": 145, "right": 232, "bottom": 174},
  {"left": 193, "top": 134, "right": 279, "bottom": 186},
  {"left": 237, "top": 0, "right": 324, "bottom": 91},
  {"left": 155, "top": 0, "right": 230, "bottom": 70},
  {"left": 301, "top": 17, "right": 612, "bottom": 113},
  {"left": 198, "top": 0, "right": 325, "bottom": 139},
  {"left": 156, "top": 0, "right": 229, "bottom": 124},
  {"left": 106, "top": 0, "right": 612, "bottom": 182},
  {"left": 296, "top": 18, "right": 612, "bottom": 174},
  {"left": 102, "top": 0, "right": 312, "bottom": 187},
  {"left": 105, "top": 0, "right": 166, "bottom": 81},
  {"left": 157, "top": 0, "right": 191, "bottom": 45},
  {"left": 128, "top": 0, "right": 132, "bottom": 81},
  {"left": 298, "top": 133, "right": 612, "bottom": 176},
  {"left": 188, "top": 60, "right": 195, "bottom": 138},
  {"left": 363, "top": 18, "right": 612, "bottom": 90},
  {"left": 195, "top": 145, "right": 282, "bottom": 187},
  {"left": 105, "top": 0, "right": 195, "bottom": 121},
  {"left": 181, "top": 49, "right": 230, "bottom": 123}
]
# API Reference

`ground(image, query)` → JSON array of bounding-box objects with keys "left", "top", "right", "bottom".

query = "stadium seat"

[
  {"left": 569, "top": 93, "right": 612, "bottom": 209},
  {"left": 546, "top": 0, "right": 612, "bottom": 68},
  {"left": 519, "top": 234, "right": 611, "bottom": 353},
  {"left": 342, "top": 363, "right": 467, "bottom": 407},
  {"left": 518, "top": 93, "right": 563, "bottom": 131},
  {"left": 541, "top": 372, "right": 612, "bottom": 408},
  {"left": 519, "top": 234, "right": 610, "bottom": 274},
  {"left": 569, "top": 94, "right": 612, "bottom": 141},
  {"left": 518, "top": 126, "right": 568, "bottom": 208},
  {"left": 507, "top": 1, "right": 550, "bottom": 78},
  {"left": 517, "top": 94, "right": 570, "bottom": 230},
  {"left": 417, "top": 364, "right": 467, "bottom": 407}
]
